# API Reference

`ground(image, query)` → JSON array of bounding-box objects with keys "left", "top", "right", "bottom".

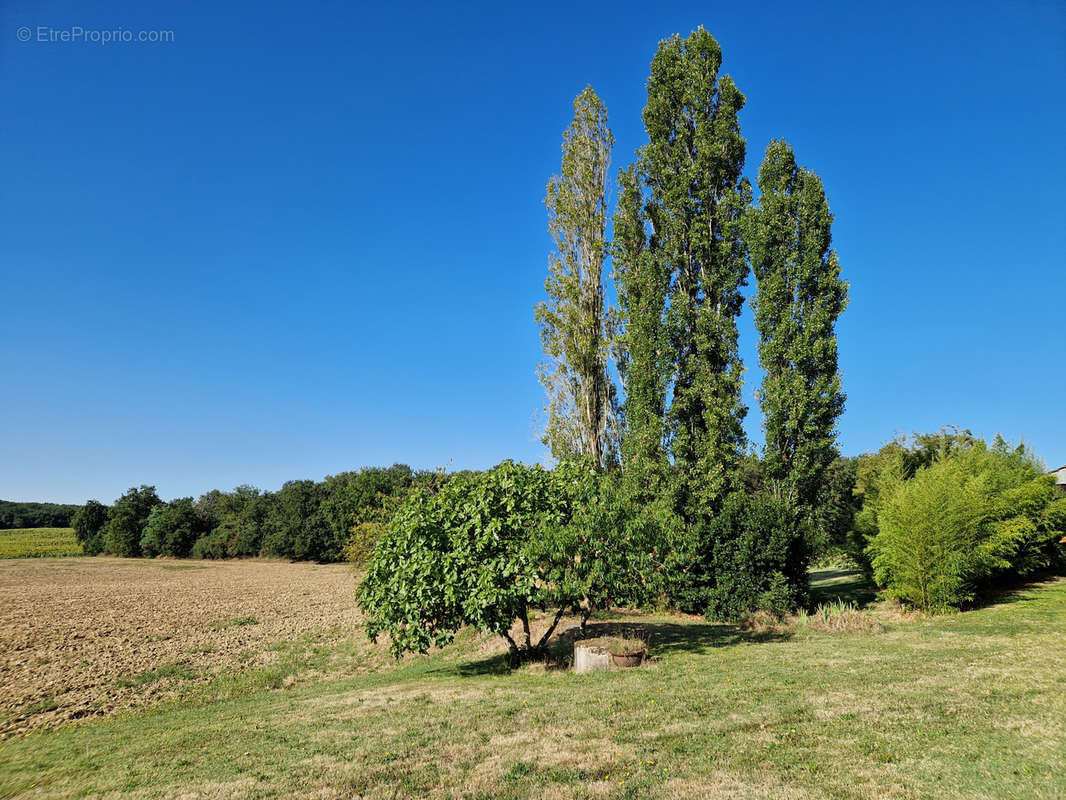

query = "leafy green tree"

[
  {"left": 747, "top": 140, "right": 848, "bottom": 511},
  {"left": 226, "top": 487, "right": 269, "bottom": 557},
  {"left": 104, "top": 486, "right": 161, "bottom": 557},
  {"left": 807, "top": 455, "right": 860, "bottom": 560},
  {"left": 360, "top": 461, "right": 656, "bottom": 661},
  {"left": 547, "top": 463, "right": 666, "bottom": 629},
  {"left": 140, "top": 497, "right": 208, "bottom": 558},
  {"left": 261, "top": 480, "right": 329, "bottom": 561},
  {"left": 361, "top": 462, "right": 562, "bottom": 659},
  {"left": 676, "top": 490, "right": 807, "bottom": 619},
  {"left": 535, "top": 86, "right": 618, "bottom": 468},
  {"left": 0, "top": 500, "right": 80, "bottom": 529},
  {"left": 641, "top": 27, "right": 751, "bottom": 513},
  {"left": 612, "top": 164, "right": 671, "bottom": 500},
  {"left": 71, "top": 500, "right": 109, "bottom": 555},
  {"left": 321, "top": 464, "right": 434, "bottom": 563}
]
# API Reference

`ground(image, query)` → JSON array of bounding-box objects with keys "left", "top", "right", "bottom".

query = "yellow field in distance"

[{"left": 0, "top": 528, "right": 83, "bottom": 558}]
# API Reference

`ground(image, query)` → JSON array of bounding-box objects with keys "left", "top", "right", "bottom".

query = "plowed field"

[{"left": 0, "top": 557, "right": 359, "bottom": 737}]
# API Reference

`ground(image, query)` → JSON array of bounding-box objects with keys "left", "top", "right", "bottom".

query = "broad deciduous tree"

[
  {"left": 104, "top": 485, "right": 161, "bottom": 557},
  {"left": 71, "top": 499, "right": 109, "bottom": 555}
]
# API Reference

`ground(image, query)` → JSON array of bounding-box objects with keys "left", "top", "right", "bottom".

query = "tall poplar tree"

[
  {"left": 612, "top": 164, "right": 670, "bottom": 492},
  {"left": 641, "top": 28, "right": 751, "bottom": 513},
  {"left": 535, "top": 87, "right": 617, "bottom": 468},
  {"left": 747, "top": 139, "right": 848, "bottom": 509}
]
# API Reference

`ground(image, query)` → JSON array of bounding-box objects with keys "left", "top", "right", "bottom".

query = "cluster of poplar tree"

[{"left": 536, "top": 28, "right": 848, "bottom": 613}]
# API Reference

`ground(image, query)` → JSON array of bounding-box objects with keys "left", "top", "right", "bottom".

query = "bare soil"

[{"left": 0, "top": 557, "right": 359, "bottom": 737}]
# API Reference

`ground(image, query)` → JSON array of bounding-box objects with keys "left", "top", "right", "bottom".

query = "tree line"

[
  {"left": 0, "top": 500, "right": 80, "bottom": 529},
  {"left": 70, "top": 466, "right": 444, "bottom": 563}
]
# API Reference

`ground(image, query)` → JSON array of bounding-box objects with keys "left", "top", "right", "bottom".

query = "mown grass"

[
  {"left": 0, "top": 570, "right": 1064, "bottom": 799},
  {"left": 0, "top": 528, "right": 81, "bottom": 559}
]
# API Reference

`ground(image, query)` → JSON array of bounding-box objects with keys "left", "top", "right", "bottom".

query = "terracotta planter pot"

[{"left": 609, "top": 649, "right": 645, "bottom": 668}]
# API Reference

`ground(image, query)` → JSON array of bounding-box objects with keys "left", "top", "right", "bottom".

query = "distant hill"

[{"left": 0, "top": 500, "right": 80, "bottom": 529}]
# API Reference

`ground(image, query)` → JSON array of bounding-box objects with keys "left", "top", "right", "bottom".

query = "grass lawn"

[
  {"left": 0, "top": 529, "right": 81, "bottom": 559},
  {"left": 1, "top": 568, "right": 1064, "bottom": 799}
]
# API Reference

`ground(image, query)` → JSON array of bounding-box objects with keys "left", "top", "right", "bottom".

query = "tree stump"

[{"left": 573, "top": 642, "right": 610, "bottom": 674}]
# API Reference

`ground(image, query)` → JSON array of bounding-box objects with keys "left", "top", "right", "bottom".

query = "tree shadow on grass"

[
  {"left": 971, "top": 571, "right": 1066, "bottom": 610},
  {"left": 551, "top": 620, "right": 791, "bottom": 661},
  {"left": 808, "top": 567, "right": 877, "bottom": 608},
  {"left": 430, "top": 617, "right": 792, "bottom": 677},
  {"left": 435, "top": 653, "right": 515, "bottom": 677}
]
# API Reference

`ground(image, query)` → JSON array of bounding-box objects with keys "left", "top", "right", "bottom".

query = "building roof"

[{"left": 1050, "top": 465, "right": 1066, "bottom": 484}]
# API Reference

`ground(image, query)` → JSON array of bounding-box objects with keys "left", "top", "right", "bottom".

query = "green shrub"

[
  {"left": 360, "top": 461, "right": 565, "bottom": 659},
  {"left": 870, "top": 457, "right": 985, "bottom": 610},
  {"left": 141, "top": 498, "right": 209, "bottom": 558},
  {"left": 850, "top": 428, "right": 978, "bottom": 574},
  {"left": 71, "top": 500, "right": 109, "bottom": 555},
  {"left": 868, "top": 438, "right": 1065, "bottom": 611},
  {"left": 699, "top": 491, "right": 809, "bottom": 621},
  {"left": 191, "top": 528, "right": 229, "bottom": 559},
  {"left": 541, "top": 463, "right": 665, "bottom": 624},
  {"left": 343, "top": 521, "right": 385, "bottom": 565},
  {"left": 359, "top": 460, "right": 658, "bottom": 660}
]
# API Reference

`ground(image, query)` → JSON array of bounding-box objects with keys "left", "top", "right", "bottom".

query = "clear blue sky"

[{"left": 2, "top": 0, "right": 1063, "bottom": 504}]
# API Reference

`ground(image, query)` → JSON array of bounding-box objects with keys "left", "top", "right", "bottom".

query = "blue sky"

[{"left": 2, "top": 0, "right": 1063, "bottom": 503}]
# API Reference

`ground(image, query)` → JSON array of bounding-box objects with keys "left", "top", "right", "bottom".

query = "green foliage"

[
  {"left": 71, "top": 466, "right": 434, "bottom": 563},
  {"left": 807, "top": 456, "right": 860, "bottom": 561},
  {"left": 612, "top": 164, "right": 671, "bottom": 501},
  {"left": 140, "top": 498, "right": 210, "bottom": 558},
  {"left": 870, "top": 457, "right": 986, "bottom": 610},
  {"left": 535, "top": 86, "right": 618, "bottom": 468},
  {"left": 747, "top": 139, "right": 848, "bottom": 511},
  {"left": 360, "top": 461, "right": 565, "bottom": 658},
  {"left": 0, "top": 500, "right": 80, "bottom": 529},
  {"left": 850, "top": 427, "right": 978, "bottom": 571},
  {"left": 71, "top": 499, "right": 109, "bottom": 555},
  {"left": 104, "top": 486, "right": 162, "bottom": 557},
  {"left": 343, "top": 521, "right": 386, "bottom": 566},
  {"left": 220, "top": 487, "right": 271, "bottom": 557},
  {"left": 543, "top": 463, "right": 665, "bottom": 620},
  {"left": 360, "top": 461, "right": 658, "bottom": 660},
  {"left": 191, "top": 526, "right": 230, "bottom": 559},
  {"left": 642, "top": 27, "right": 751, "bottom": 514},
  {"left": 868, "top": 438, "right": 1065, "bottom": 610},
  {"left": 324, "top": 465, "right": 433, "bottom": 564},
  {"left": 698, "top": 491, "right": 809, "bottom": 621},
  {"left": 261, "top": 480, "right": 329, "bottom": 561}
]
